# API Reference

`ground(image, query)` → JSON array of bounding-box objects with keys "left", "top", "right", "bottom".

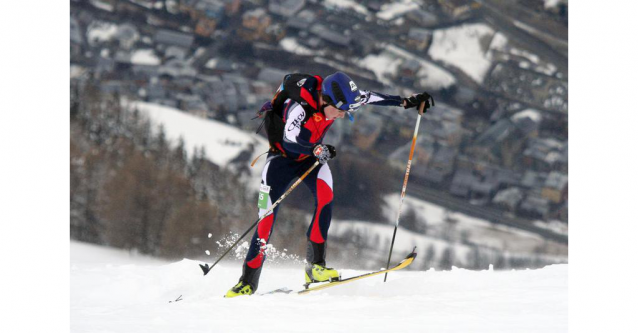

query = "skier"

[{"left": 225, "top": 72, "right": 434, "bottom": 297}]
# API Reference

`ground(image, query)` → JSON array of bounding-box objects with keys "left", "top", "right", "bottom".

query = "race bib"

[{"left": 257, "top": 184, "right": 271, "bottom": 209}]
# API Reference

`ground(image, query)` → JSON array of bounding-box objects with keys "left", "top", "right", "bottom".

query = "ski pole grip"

[{"left": 418, "top": 101, "right": 425, "bottom": 116}]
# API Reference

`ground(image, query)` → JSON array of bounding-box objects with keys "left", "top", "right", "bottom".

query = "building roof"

[
  {"left": 408, "top": 28, "right": 431, "bottom": 41},
  {"left": 520, "top": 171, "right": 547, "bottom": 189},
  {"left": 154, "top": 29, "right": 194, "bottom": 49},
  {"left": 544, "top": 171, "right": 568, "bottom": 190},
  {"left": 450, "top": 170, "right": 476, "bottom": 196},
  {"left": 519, "top": 193, "right": 550, "bottom": 216},
  {"left": 493, "top": 187, "right": 524, "bottom": 207},
  {"left": 286, "top": 9, "right": 316, "bottom": 30},
  {"left": 475, "top": 119, "right": 516, "bottom": 146},
  {"left": 309, "top": 24, "right": 351, "bottom": 47},
  {"left": 269, "top": 0, "right": 305, "bottom": 17},
  {"left": 70, "top": 17, "right": 83, "bottom": 45},
  {"left": 257, "top": 67, "right": 288, "bottom": 85},
  {"left": 407, "top": 10, "right": 438, "bottom": 26}
]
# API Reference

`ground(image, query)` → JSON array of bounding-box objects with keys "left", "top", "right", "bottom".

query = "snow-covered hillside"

[
  {"left": 71, "top": 241, "right": 567, "bottom": 333},
  {"left": 128, "top": 101, "right": 269, "bottom": 185}
]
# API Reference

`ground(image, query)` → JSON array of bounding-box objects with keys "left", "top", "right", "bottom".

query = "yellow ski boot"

[
  {"left": 305, "top": 264, "right": 340, "bottom": 286},
  {"left": 225, "top": 281, "right": 254, "bottom": 298}
]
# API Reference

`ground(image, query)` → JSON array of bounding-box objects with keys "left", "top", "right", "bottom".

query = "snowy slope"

[
  {"left": 71, "top": 241, "right": 567, "bottom": 333},
  {"left": 127, "top": 101, "right": 269, "bottom": 184}
]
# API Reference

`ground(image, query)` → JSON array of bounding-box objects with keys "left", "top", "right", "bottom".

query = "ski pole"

[
  {"left": 200, "top": 160, "right": 321, "bottom": 276},
  {"left": 383, "top": 101, "right": 427, "bottom": 282}
]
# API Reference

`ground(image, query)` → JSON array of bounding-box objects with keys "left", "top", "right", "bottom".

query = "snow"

[
  {"left": 386, "top": 44, "right": 456, "bottom": 89},
  {"left": 87, "top": 21, "right": 118, "bottom": 45},
  {"left": 544, "top": 0, "right": 566, "bottom": 9},
  {"left": 127, "top": 101, "right": 269, "bottom": 183},
  {"left": 377, "top": 0, "right": 420, "bottom": 21},
  {"left": 324, "top": 0, "right": 370, "bottom": 15},
  {"left": 279, "top": 37, "right": 314, "bottom": 56},
  {"left": 90, "top": 0, "right": 114, "bottom": 12},
  {"left": 360, "top": 52, "right": 403, "bottom": 85},
  {"left": 429, "top": 23, "right": 495, "bottom": 84},
  {"left": 372, "top": 193, "right": 566, "bottom": 261},
  {"left": 359, "top": 45, "right": 455, "bottom": 89},
  {"left": 511, "top": 108, "right": 543, "bottom": 123},
  {"left": 130, "top": 49, "right": 161, "bottom": 66},
  {"left": 71, "top": 240, "right": 568, "bottom": 333}
]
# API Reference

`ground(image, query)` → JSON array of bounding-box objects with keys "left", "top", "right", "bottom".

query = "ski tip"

[
  {"left": 200, "top": 263, "right": 211, "bottom": 276},
  {"left": 406, "top": 247, "right": 418, "bottom": 260}
]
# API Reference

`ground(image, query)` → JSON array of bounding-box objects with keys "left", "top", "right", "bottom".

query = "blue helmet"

[{"left": 321, "top": 72, "right": 362, "bottom": 122}]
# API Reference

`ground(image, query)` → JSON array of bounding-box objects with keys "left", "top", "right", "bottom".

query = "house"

[
  {"left": 351, "top": 112, "right": 384, "bottom": 151},
  {"left": 240, "top": 8, "right": 273, "bottom": 41},
  {"left": 115, "top": 23, "right": 139, "bottom": 50},
  {"left": 165, "top": 46, "right": 188, "bottom": 61},
  {"left": 468, "top": 118, "right": 531, "bottom": 168},
  {"left": 309, "top": 24, "right": 352, "bottom": 48},
  {"left": 406, "top": 9, "right": 438, "bottom": 27},
  {"left": 195, "top": 0, "right": 225, "bottom": 20},
  {"left": 286, "top": 9, "right": 316, "bottom": 31},
  {"left": 454, "top": 86, "right": 477, "bottom": 105},
  {"left": 221, "top": 80, "right": 239, "bottom": 112},
  {"left": 388, "top": 136, "right": 435, "bottom": 174},
  {"left": 71, "top": 17, "right": 85, "bottom": 59},
  {"left": 399, "top": 59, "right": 421, "bottom": 78},
  {"left": 518, "top": 192, "right": 551, "bottom": 219},
  {"left": 146, "top": 79, "right": 169, "bottom": 102},
  {"left": 204, "top": 57, "right": 237, "bottom": 73},
  {"left": 297, "top": 33, "right": 323, "bottom": 49},
  {"left": 450, "top": 169, "right": 477, "bottom": 198},
  {"left": 179, "top": 0, "right": 223, "bottom": 36},
  {"left": 159, "top": 58, "right": 197, "bottom": 77},
  {"left": 250, "top": 80, "right": 276, "bottom": 96},
  {"left": 223, "top": 74, "right": 252, "bottom": 109},
  {"left": 257, "top": 67, "right": 287, "bottom": 85},
  {"left": 95, "top": 56, "right": 115, "bottom": 75},
  {"left": 406, "top": 28, "right": 432, "bottom": 51},
  {"left": 520, "top": 170, "right": 548, "bottom": 190},
  {"left": 541, "top": 171, "right": 568, "bottom": 204},
  {"left": 269, "top": 0, "right": 305, "bottom": 17},
  {"left": 493, "top": 187, "right": 524, "bottom": 212},
  {"left": 470, "top": 179, "right": 498, "bottom": 205},
  {"left": 438, "top": 0, "right": 477, "bottom": 19},
  {"left": 511, "top": 109, "right": 541, "bottom": 139},
  {"left": 70, "top": 17, "right": 84, "bottom": 46},
  {"left": 154, "top": 29, "right": 194, "bottom": 49},
  {"left": 522, "top": 137, "right": 567, "bottom": 172},
  {"left": 425, "top": 146, "right": 457, "bottom": 183},
  {"left": 177, "top": 93, "right": 210, "bottom": 118},
  {"left": 423, "top": 120, "right": 463, "bottom": 147},
  {"left": 351, "top": 31, "right": 376, "bottom": 56}
]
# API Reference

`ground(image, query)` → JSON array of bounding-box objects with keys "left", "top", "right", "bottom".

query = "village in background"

[{"left": 70, "top": 0, "right": 568, "bottom": 271}]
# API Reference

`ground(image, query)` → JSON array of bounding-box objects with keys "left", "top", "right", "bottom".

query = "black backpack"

[{"left": 257, "top": 73, "right": 322, "bottom": 155}]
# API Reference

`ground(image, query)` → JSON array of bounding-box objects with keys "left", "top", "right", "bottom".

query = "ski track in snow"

[{"left": 71, "top": 241, "right": 567, "bottom": 333}]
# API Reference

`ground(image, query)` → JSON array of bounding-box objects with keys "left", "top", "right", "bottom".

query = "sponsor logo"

[
  {"left": 349, "top": 80, "right": 357, "bottom": 92},
  {"left": 313, "top": 145, "right": 323, "bottom": 156},
  {"left": 297, "top": 78, "right": 307, "bottom": 87},
  {"left": 313, "top": 113, "right": 323, "bottom": 122},
  {"left": 288, "top": 111, "right": 305, "bottom": 131}
]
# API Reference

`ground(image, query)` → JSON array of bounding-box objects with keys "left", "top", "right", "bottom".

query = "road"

[{"left": 406, "top": 179, "right": 568, "bottom": 245}]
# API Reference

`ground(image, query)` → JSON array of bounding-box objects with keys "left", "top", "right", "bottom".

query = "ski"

[
  {"left": 298, "top": 248, "right": 417, "bottom": 295},
  {"left": 260, "top": 248, "right": 417, "bottom": 296}
]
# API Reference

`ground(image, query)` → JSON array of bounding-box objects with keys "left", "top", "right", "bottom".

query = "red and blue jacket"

[{"left": 269, "top": 74, "right": 404, "bottom": 161}]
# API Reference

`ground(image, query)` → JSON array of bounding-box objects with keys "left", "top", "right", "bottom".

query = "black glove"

[
  {"left": 312, "top": 144, "right": 337, "bottom": 164},
  {"left": 403, "top": 92, "right": 435, "bottom": 112}
]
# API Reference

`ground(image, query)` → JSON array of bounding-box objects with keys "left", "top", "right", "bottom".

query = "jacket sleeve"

[
  {"left": 360, "top": 90, "right": 403, "bottom": 107},
  {"left": 282, "top": 104, "right": 315, "bottom": 155}
]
